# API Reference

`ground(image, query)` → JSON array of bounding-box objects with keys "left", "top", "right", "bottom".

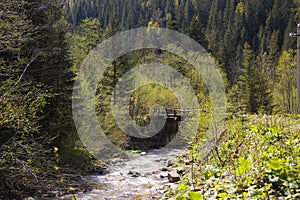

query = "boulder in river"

[{"left": 168, "top": 170, "right": 180, "bottom": 183}]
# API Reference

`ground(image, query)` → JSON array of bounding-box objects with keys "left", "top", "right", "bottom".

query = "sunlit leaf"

[{"left": 188, "top": 192, "right": 203, "bottom": 200}]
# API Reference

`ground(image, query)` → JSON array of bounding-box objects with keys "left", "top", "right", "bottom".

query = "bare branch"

[{"left": 1, "top": 53, "right": 40, "bottom": 101}]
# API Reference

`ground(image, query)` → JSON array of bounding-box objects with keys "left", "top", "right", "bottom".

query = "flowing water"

[{"left": 61, "top": 148, "right": 184, "bottom": 200}]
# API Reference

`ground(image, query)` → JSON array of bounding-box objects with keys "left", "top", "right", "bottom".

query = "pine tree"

[
  {"left": 195, "top": 0, "right": 212, "bottom": 26},
  {"left": 238, "top": 43, "right": 258, "bottom": 113},
  {"left": 206, "top": 0, "right": 225, "bottom": 59},
  {"left": 266, "top": 30, "right": 280, "bottom": 80},
  {"left": 183, "top": 0, "right": 193, "bottom": 31},
  {"left": 0, "top": 0, "right": 48, "bottom": 141},
  {"left": 282, "top": 18, "right": 297, "bottom": 51},
  {"left": 105, "top": 10, "right": 121, "bottom": 38},
  {"left": 187, "top": 16, "right": 208, "bottom": 49},
  {"left": 255, "top": 53, "right": 274, "bottom": 113},
  {"left": 26, "top": 0, "right": 75, "bottom": 148},
  {"left": 233, "top": 43, "right": 272, "bottom": 114},
  {"left": 219, "top": 0, "right": 244, "bottom": 85},
  {"left": 175, "top": 0, "right": 185, "bottom": 31}
]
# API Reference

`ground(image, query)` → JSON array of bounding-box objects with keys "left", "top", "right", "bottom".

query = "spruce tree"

[
  {"left": 187, "top": 16, "right": 208, "bottom": 49},
  {"left": 238, "top": 43, "right": 258, "bottom": 113},
  {"left": 0, "top": 0, "right": 48, "bottom": 141},
  {"left": 233, "top": 43, "right": 272, "bottom": 114},
  {"left": 183, "top": 0, "right": 193, "bottom": 31}
]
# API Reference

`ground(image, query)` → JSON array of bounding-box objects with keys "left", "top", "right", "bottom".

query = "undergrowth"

[
  {"left": 168, "top": 115, "right": 300, "bottom": 199},
  {"left": 0, "top": 134, "right": 104, "bottom": 199}
]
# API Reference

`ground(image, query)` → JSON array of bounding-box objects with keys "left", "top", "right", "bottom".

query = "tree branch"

[{"left": 1, "top": 53, "right": 40, "bottom": 101}]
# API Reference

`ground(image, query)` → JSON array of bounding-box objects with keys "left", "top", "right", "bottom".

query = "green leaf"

[
  {"left": 235, "top": 157, "right": 252, "bottom": 175},
  {"left": 218, "top": 192, "right": 228, "bottom": 198},
  {"left": 175, "top": 195, "right": 189, "bottom": 200},
  {"left": 269, "top": 159, "right": 283, "bottom": 170},
  {"left": 178, "top": 183, "right": 190, "bottom": 191},
  {"left": 215, "top": 185, "right": 222, "bottom": 190},
  {"left": 188, "top": 192, "right": 203, "bottom": 200}
]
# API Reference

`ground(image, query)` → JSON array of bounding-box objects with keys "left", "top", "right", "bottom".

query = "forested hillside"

[
  {"left": 1, "top": 0, "right": 300, "bottom": 199},
  {"left": 64, "top": 0, "right": 299, "bottom": 114}
]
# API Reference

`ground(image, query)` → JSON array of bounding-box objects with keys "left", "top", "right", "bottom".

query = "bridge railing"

[{"left": 134, "top": 108, "right": 200, "bottom": 121}]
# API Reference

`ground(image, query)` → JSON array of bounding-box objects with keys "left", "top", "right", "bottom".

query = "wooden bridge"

[
  {"left": 136, "top": 108, "right": 194, "bottom": 121},
  {"left": 128, "top": 108, "right": 196, "bottom": 149}
]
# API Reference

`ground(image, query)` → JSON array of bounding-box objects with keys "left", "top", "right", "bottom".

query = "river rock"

[
  {"left": 128, "top": 170, "right": 134, "bottom": 175},
  {"left": 160, "top": 172, "right": 168, "bottom": 178},
  {"left": 168, "top": 170, "right": 180, "bottom": 183},
  {"left": 166, "top": 159, "right": 174, "bottom": 167},
  {"left": 160, "top": 167, "right": 168, "bottom": 171},
  {"left": 118, "top": 151, "right": 129, "bottom": 160},
  {"left": 128, "top": 171, "right": 140, "bottom": 177},
  {"left": 144, "top": 171, "right": 152, "bottom": 176},
  {"left": 140, "top": 152, "right": 147, "bottom": 156},
  {"left": 131, "top": 172, "right": 140, "bottom": 177},
  {"left": 152, "top": 170, "right": 161, "bottom": 175}
]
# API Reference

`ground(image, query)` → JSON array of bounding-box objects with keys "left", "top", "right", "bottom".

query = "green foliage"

[
  {"left": 230, "top": 43, "right": 273, "bottom": 114},
  {"left": 0, "top": 84, "right": 48, "bottom": 143},
  {"left": 69, "top": 18, "right": 103, "bottom": 70},
  {"left": 0, "top": 0, "right": 97, "bottom": 198},
  {"left": 170, "top": 115, "right": 300, "bottom": 199},
  {"left": 130, "top": 84, "right": 179, "bottom": 118},
  {"left": 273, "top": 49, "right": 297, "bottom": 113},
  {"left": 0, "top": 0, "right": 49, "bottom": 138},
  {"left": 175, "top": 191, "right": 203, "bottom": 200},
  {"left": 234, "top": 157, "right": 252, "bottom": 176},
  {"left": 0, "top": 134, "right": 58, "bottom": 198},
  {"left": 187, "top": 16, "right": 208, "bottom": 50},
  {"left": 92, "top": 48, "right": 210, "bottom": 150},
  {"left": 65, "top": 0, "right": 298, "bottom": 115},
  {"left": 1, "top": 0, "right": 300, "bottom": 198}
]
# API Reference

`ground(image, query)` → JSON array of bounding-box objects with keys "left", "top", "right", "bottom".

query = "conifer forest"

[{"left": 1, "top": 0, "right": 300, "bottom": 199}]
